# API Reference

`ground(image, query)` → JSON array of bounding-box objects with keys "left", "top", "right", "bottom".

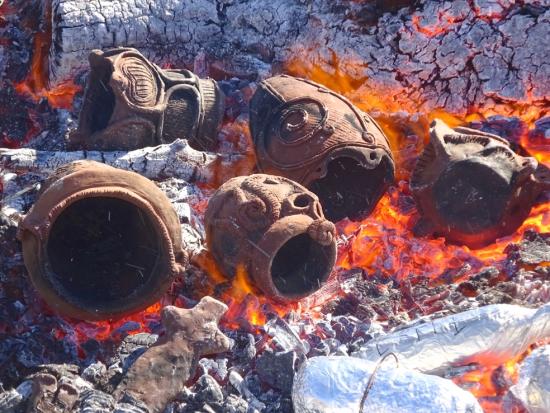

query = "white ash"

[
  {"left": 508, "top": 345, "right": 550, "bottom": 413},
  {"left": 0, "top": 139, "right": 224, "bottom": 183},
  {"left": 50, "top": 0, "right": 549, "bottom": 115}
]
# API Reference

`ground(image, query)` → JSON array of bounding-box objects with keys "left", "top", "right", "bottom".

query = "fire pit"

[{"left": 0, "top": 0, "right": 549, "bottom": 412}]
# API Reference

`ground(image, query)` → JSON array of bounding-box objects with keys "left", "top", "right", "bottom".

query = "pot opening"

[
  {"left": 270, "top": 233, "right": 333, "bottom": 297},
  {"left": 88, "top": 66, "right": 115, "bottom": 133},
  {"left": 434, "top": 161, "right": 511, "bottom": 233},
  {"left": 309, "top": 156, "right": 392, "bottom": 222},
  {"left": 46, "top": 197, "right": 161, "bottom": 308}
]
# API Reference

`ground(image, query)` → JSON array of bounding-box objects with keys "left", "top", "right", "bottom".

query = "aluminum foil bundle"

[
  {"left": 292, "top": 356, "right": 482, "bottom": 413},
  {"left": 508, "top": 345, "right": 550, "bottom": 413},
  {"left": 352, "top": 303, "right": 550, "bottom": 374}
]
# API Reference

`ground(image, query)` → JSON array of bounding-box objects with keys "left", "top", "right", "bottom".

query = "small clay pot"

[
  {"left": 411, "top": 119, "right": 550, "bottom": 248},
  {"left": 249, "top": 75, "right": 395, "bottom": 222},
  {"left": 205, "top": 174, "right": 337, "bottom": 302},
  {"left": 18, "top": 161, "right": 188, "bottom": 320},
  {"left": 69, "top": 47, "right": 225, "bottom": 151}
]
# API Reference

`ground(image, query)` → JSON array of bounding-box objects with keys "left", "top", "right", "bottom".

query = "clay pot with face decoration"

[
  {"left": 411, "top": 119, "right": 550, "bottom": 248},
  {"left": 18, "top": 160, "right": 188, "bottom": 320},
  {"left": 69, "top": 47, "right": 225, "bottom": 151},
  {"left": 250, "top": 75, "right": 395, "bottom": 222},
  {"left": 205, "top": 174, "right": 337, "bottom": 302}
]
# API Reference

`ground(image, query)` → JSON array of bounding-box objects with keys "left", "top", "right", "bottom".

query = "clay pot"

[
  {"left": 205, "top": 174, "right": 337, "bottom": 302},
  {"left": 411, "top": 119, "right": 550, "bottom": 248},
  {"left": 18, "top": 160, "right": 187, "bottom": 320},
  {"left": 69, "top": 47, "right": 225, "bottom": 151},
  {"left": 249, "top": 75, "right": 395, "bottom": 222}
]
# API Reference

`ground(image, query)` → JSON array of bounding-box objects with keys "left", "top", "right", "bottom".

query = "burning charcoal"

[
  {"left": 264, "top": 316, "right": 310, "bottom": 356},
  {"left": 331, "top": 315, "right": 359, "bottom": 343},
  {"left": 506, "top": 231, "right": 550, "bottom": 266},
  {"left": 411, "top": 119, "right": 550, "bottom": 248},
  {"left": 118, "top": 334, "right": 160, "bottom": 373},
  {"left": 353, "top": 302, "right": 550, "bottom": 375},
  {"left": 255, "top": 349, "right": 296, "bottom": 394},
  {"left": 292, "top": 356, "right": 483, "bottom": 413},
  {"left": 457, "top": 281, "right": 478, "bottom": 298},
  {"left": 69, "top": 47, "right": 225, "bottom": 151},
  {"left": 199, "top": 358, "right": 229, "bottom": 382},
  {"left": 221, "top": 395, "right": 248, "bottom": 413},
  {"left": 229, "top": 332, "right": 257, "bottom": 365},
  {"left": 116, "top": 297, "right": 232, "bottom": 413},
  {"left": 205, "top": 174, "right": 337, "bottom": 302},
  {"left": 0, "top": 380, "right": 32, "bottom": 412},
  {"left": 114, "top": 393, "right": 150, "bottom": 413},
  {"left": 228, "top": 371, "right": 266, "bottom": 412},
  {"left": 26, "top": 373, "right": 59, "bottom": 413},
  {"left": 77, "top": 389, "right": 116, "bottom": 413},
  {"left": 192, "top": 374, "right": 224, "bottom": 407},
  {"left": 508, "top": 345, "right": 550, "bottom": 413},
  {"left": 529, "top": 116, "right": 550, "bottom": 142},
  {"left": 23, "top": 366, "right": 91, "bottom": 413},
  {"left": 18, "top": 161, "right": 188, "bottom": 320},
  {"left": 81, "top": 362, "right": 107, "bottom": 386},
  {"left": 249, "top": 75, "right": 395, "bottom": 222}
]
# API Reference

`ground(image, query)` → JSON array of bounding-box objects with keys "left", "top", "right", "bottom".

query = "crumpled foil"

[
  {"left": 292, "top": 356, "right": 482, "bottom": 413},
  {"left": 509, "top": 345, "right": 550, "bottom": 413},
  {"left": 352, "top": 303, "right": 550, "bottom": 374}
]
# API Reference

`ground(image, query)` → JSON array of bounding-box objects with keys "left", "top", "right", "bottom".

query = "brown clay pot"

[
  {"left": 249, "top": 75, "right": 395, "bottom": 222},
  {"left": 205, "top": 174, "right": 337, "bottom": 302},
  {"left": 411, "top": 119, "right": 550, "bottom": 248},
  {"left": 18, "top": 160, "right": 187, "bottom": 320},
  {"left": 69, "top": 47, "right": 225, "bottom": 151}
]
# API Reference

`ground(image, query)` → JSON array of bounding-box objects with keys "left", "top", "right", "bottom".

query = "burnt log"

[
  {"left": 49, "top": 0, "right": 549, "bottom": 115},
  {"left": 0, "top": 139, "right": 240, "bottom": 182}
]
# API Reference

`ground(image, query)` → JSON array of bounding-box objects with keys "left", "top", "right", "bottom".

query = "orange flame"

[
  {"left": 193, "top": 251, "right": 291, "bottom": 330},
  {"left": 13, "top": 1, "right": 80, "bottom": 109}
]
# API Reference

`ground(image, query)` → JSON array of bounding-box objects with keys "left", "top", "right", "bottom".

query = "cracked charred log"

[
  {"left": 17, "top": 160, "right": 188, "bottom": 320},
  {"left": 249, "top": 75, "right": 395, "bottom": 222},
  {"left": 69, "top": 47, "right": 225, "bottom": 151},
  {"left": 411, "top": 119, "right": 550, "bottom": 249},
  {"left": 205, "top": 174, "right": 337, "bottom": 302}
]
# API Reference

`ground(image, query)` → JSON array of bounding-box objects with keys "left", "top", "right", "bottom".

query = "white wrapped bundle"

[
  {"left": 509, "top": 345, "right": 550, "bottom": 413},
  {"left": 292, "top": 356, "right": 482, "bottom": 413},
  {"left": 352, "top": 303, "right": 550, "bottom": 374}
]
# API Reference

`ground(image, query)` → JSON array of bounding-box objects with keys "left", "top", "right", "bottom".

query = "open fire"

[{"left": 1, "top": 0, "right": 549, "bottom": 412}]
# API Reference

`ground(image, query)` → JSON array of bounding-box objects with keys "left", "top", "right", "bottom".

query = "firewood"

[
  {"left": 0, "top": 139, "right": 231, "bottom": 182},
  {"left": 49, "top": 0, "right": 548, "bottom": 115}
]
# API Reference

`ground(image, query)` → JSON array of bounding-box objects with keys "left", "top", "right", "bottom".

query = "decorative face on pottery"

[
  {"left": 70, "top": 47, "right": 225, "bottom": 151},
  {"left": 205, "top": 174, "right": 337, "bottom": 302},
  {"left": 18, "top": 160, "right": 188, "bottom": 320},
  {"left": 411, "top": 119, "right": 550, "bottom": 248},
  {"left": 249, "top": 75, "right": 395, "bottom": 222}
]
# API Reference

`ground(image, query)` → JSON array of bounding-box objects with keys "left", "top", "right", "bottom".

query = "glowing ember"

[{"left": 12, "top": 1, "right": 81, "bottom": 109}]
